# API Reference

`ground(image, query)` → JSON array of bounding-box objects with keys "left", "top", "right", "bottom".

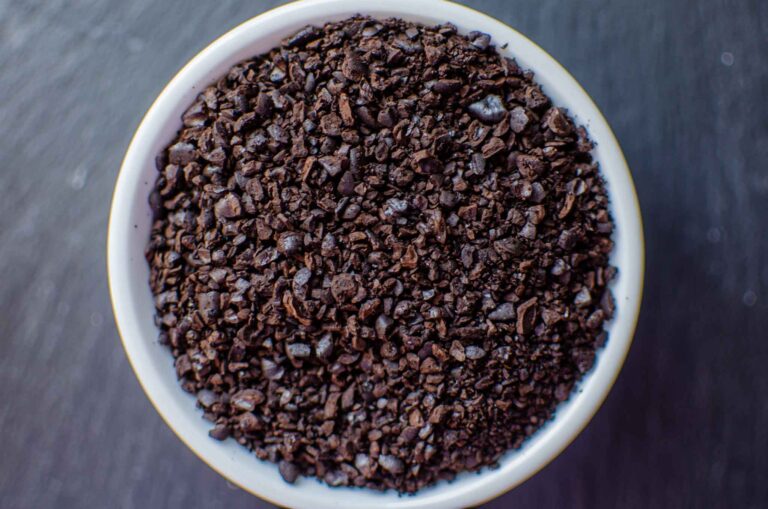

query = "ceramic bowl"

[{"left": 108, "top": 0, "right": 644, "bottom": 507}]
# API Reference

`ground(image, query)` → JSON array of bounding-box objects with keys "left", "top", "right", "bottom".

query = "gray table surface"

[{"left": 1, "top": 0, "right": 766, "bottom": 507}]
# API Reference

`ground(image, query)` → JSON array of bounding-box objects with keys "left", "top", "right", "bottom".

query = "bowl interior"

[{"left": 108, "top": 1, "right": 643, "bottom": 508}]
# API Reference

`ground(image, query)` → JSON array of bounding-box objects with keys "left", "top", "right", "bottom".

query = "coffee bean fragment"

[
  {"left": 209, "top": 424, "right": 229, "bottom": 441},
  {"left": 509, "top": 106, "right": 530, "bottom": 133},
  {"left": 465, "top": 346, "right": 486, "bottom": 360},
  {"left": 148, "top": 15, "right": 615, "bottom": 495},
  {"left": 287, "top": 342, "right": 311, "bottom": 359},
  {"left": 254, "top": 247, "right": 279, "bottom": 267},
  {"left": 377, "top": 108, "right": 396, "bottom": 128},
  {"left": 234, "top": 112, "right": 259, "bottom": 133},
  {"left": 375, "top": 314, "right": 395, "bottom": 339},
  {"left": 182, "top": 101, "right": 208, "bottom": 127},
  {"left": 516, "top": 154, "right": 547, "bottom": 179},
  {"left": 355, "top": 106, "right": 379, "bottom": 128},
  {"left": 320, "top": 113, "right": 343, "bottom": 136},
  {"left": 286, "top": 25, "right": 320, "bottom": 47},
  {"left": 574, "top": 288, "right": 592, "bottom": 307},
  {"left": 337, "top": 171, "right": 355, "bottom": 196},
  {"left": 545, "top": 107, "right": 572, "bottom": 135},
  {"left": 429, "top": 405, "right": 450, "bottom": 424},
  {"left": 573, "top": 348, "right": 595, "bottom": 374},
  {"left": 449, "top": 340, "right": 466, "bottom": 362},
  {"left": 433, "top": 79, "right": 462, "bottom": 94},
  {"left": 197, "top": 291, "right": 220, "bottom": 324},
  {"left": 378, "top": 454, "right": 405, "bottom": 475},
  {"left": 238, "top": 412, "right": 261, "bottom": 433},
  {"left": 362, "top": 24, "right": 381, "bottom": 37},
  {"left": 413, "top": 150, "right": 442, "bottom": 174},
  {"left": 359, "top": 298, "right": 382, "bottom": 322},
  {"left": 482, "top": 137, "right": 505, "bottom": 159},
  {"left": 383, "top": 198, "right": 409, "bottom": 219},
  {"left": 338, "top": 94, "right": 354, "bottom": 126},
  {"left": 269, "top": 66, "right": 286, "bottom": 83},
  {"left": 468, "top": 95, "right": 507, "bottom": 124},
  {"left": 586, "top": 309, "right": 605, "bottom": 329},
  {"left": 231, "top": 389, "right": 265, "bottom": 412},
  {"left": 488, "top": 303, "right": 516, "bottom": 321},
  {"left": 601, "top": 291, "right": 616, "bottom": 319},
  {"left": 355, "top": 453, "right": 374, "bottom": 477},
  {"left": 315, "top": 333, "right": 334, "bottom": 361},
  {"left": 516, "top": 297, "right": 538, "bottom": 335},
  {"left": 319, "top": 155, "right": 345, "bottom": 177},
  {"left": 321, "top": 233, "right": 337, "bottom": 256},
  {"left": 401, "top": 245, "right": 419, "bottom": 269},
  {"left": 196, "top": 389, "right": 217, "bottom": 408},
  {"left": 468, "top": 30, "right": 491, "bottom": 50},
  {"left": 279, "top": 460, "right": 300, "bottom": 484},
  {"left": 324, "top": 392, "right": 341, "bottom": 419},
  {"left": 439, "top": 190, "right": 459, "bottom": 209},
  {"left": 276, "top": 231, "right": 302, "bottom": 255},
  {"left": 261, "top": 358, "right": 284, "bottom": 381},
  {"left": 558, "top": 227, "right": 582, "bottom": 250},
  {"left": 213, "top": 194, "right": 241, "bottom": 219},
  {"left": 331, "top": 274, "right": 357, "bottom": 303},
  {"left": 524, "top": 85, "right": 549, "bottom": 110},
  {"left": 325, "top": 470, "right": 349, "bottom": 487},
  {"left": 168, "top": 142, "right": 196, "bottom": 165},
  {"left": 555, "top": 383, "right": 571, "bottom": 402},
  {"left": 254, "top": 93, "right": 273, "bottom": 118},
  {"left": 567, "top": 178, "right": 588, "bottom": 196},
  {"left": 342, "top": 51, "right": 367, "bottom": 81}
]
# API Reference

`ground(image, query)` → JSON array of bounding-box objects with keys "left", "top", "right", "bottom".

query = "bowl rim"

[{"left": 107, "top": 0, "right": 645, "bottom": 507}]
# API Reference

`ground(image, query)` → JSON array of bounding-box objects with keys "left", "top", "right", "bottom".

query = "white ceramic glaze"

[{"left": 107, "top": 1, "right": 644, "bottom": 507}]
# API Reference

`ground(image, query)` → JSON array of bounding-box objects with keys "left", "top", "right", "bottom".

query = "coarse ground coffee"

[{"left": 146, "top": 16, "right": 616, "bottom": 493}]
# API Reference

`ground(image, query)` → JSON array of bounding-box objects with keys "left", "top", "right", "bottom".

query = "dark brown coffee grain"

[{"left": 146, "top": 16, "right": 615, "bottom": 493}]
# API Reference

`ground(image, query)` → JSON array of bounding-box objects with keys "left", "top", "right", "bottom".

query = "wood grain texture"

[{"left": 0, "top": 0, "right": 766, "bottom": 507}]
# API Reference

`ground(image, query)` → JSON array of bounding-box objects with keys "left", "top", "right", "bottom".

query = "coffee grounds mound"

[{"left": 146, "top": 16, "right": 616, "bottom": 493}]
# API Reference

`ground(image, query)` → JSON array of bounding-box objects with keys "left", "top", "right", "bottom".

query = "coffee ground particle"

[{"left": 147, "top": 16, "right": 616, "bottom": 493}]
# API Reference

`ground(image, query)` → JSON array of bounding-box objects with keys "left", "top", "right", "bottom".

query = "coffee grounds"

[{"left": 146, "top": 16, "right": 615, "bottom": 493}]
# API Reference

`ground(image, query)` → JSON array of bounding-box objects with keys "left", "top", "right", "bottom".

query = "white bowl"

[{"left": 107, "top": 0, "right": 644, "bottom": 507}]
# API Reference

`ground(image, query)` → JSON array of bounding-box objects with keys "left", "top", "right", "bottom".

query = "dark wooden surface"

[{"left": 1, "top": 0, "right": 766, "bottom": 507}]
